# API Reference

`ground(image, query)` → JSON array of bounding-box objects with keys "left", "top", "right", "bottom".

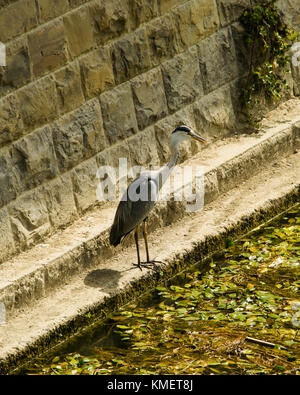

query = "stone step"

[
  {"left": 0, "top": 134, "right": 299, "bottom": 374},
  {"left": 0, "top": 113, "right": 299, "bottom": 320}
]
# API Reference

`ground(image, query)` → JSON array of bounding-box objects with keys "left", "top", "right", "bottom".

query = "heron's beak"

[{"left": 190, "top": 131, "right": 207, "bottom": 145}]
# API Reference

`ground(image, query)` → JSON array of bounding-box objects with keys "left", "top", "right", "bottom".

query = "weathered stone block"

[
  {"left": 96, "top": 142, "right": 133, "bottom": 202},
  {"left": 0, "top": 94, "right": 24, "bottom": 147},
  {"left": 64, "top": 5, "right": 94, "bottom": 58},
  {"left": 294, "top": 122, "right": 300, "bottom": 150},
  {"left": 37, "top": 0, "right": 69, "bottom": 23},
  {"left": 8, "top": 188, "right": 51, "bottom": 249},
  {"left": 0, "top": 207, "right": 15, "bottom": 263},
  {"left": 97, "top": 141, "right": 132, "bottom": 169},
  {"left": 43, "top": 173, "right": 78, "bottom": 229},
  {"left": 197, "top": 27, "right": 239, "bottom": 94},
  {"left": 100, "top": 82, "right": 138, "bottom": 145},
  {"left": 71, "top": 157, "right": 98, "bottom": 213},
  {"left": 0, "top": 0, "right": 12, "bottom": 8},
  {"left": 80, "top": 46, "right": 115, "bottom": 99},
  {"left": 290, "top": 44, "right": 300, "bottom": 96},
  {"left": 90, "top": 0, "right": 131, "bottom": 45},
  {"left": 127, "top": 127, "right": 161, "bottom": 167},
  {"left": 216, "top": 0, "right": 251, "bottom": 27},
  {"left": 0, "top": 148, "right": 19, "bottom": 207},
  {"left": 11, "top": 125, "right": 59, "bottom": 192},
  {"left": 131, "top": 67, "right": 168, "bottom": 130},
  {"left": 158, "top": 0, "right": 184, "bottom": 14},
  {"left": 172, "top": 0, "right": 220, "bottom": 50},
  {"left": 129, "top": 0, "right": 159, "bottom": 28},
  {"left": 28, "top": 19, "right": 68, "bottom": 77},
  {"left": 146, "top": 14, "right": 179, "bottom": 67},
  {"left": 0, "top": 37, "right": 31, "bottom": 95},
  {"left": 54, "top": 61, "right": 85, "bottom": 114},
  {"left": 161, "top": 46, "right": 203, "bottom": 113},
  {"left": 193, "top": 84, "right": 237, "bottom": 141},
  {"left": 230, "top": 22, "right": 251, "bottom": 77},
  {"left": 68, "top": 0, "right": 86, "bottom": 8},
  {"left": 278, "top": 0, "right": 300, "bottom": 33},
  {"left": 229, "top": 77, "right": 250, "bottom": 126},
  {"left": 111, "top": 28, "right": 151, "bottom": 85},
  {"left": 52, "top": 99, "right": 107, "bottom": 172},
  {"left": 0, "top": 0, "right": 38, "bottom": 42},
  {"left": 12, "top": 270, "right": 46, "bottom": 306},
  {"left": 17, "top": 76, "right": 58, "bottom": 131}
]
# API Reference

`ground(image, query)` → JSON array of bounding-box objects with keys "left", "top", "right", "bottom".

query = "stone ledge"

[
  {"left": 0, "top": 115, "right": 299, "bottom": 318},
  {"left": 0, "top": 136, "right": 299, "bottom": 374}
]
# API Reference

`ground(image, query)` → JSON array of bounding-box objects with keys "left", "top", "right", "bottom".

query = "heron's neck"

[
  {"left": 167, "top": 145, "right": 179, "bottom": 170},
  {"left": 157, "top": 143, "right": 179, "bottom": 189}
]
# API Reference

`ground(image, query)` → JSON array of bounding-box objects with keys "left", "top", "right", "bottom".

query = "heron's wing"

[{"left": 109, "top": 175, "right": 159, "bottom": 246}]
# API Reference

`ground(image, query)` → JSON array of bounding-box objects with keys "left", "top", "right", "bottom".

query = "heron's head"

[{"left": 170, "top": 125, "right": 207, "bottom": 148}]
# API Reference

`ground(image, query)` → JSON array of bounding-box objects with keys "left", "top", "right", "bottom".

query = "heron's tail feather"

[
  {"left": 110, "top": 225, "right": 133, "bottom": 247},
  {"left": 109, "top": 226, "right": 121, "bottom": 247}
]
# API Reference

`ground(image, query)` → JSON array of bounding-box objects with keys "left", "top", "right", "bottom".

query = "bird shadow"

[{"left": 84, "top": 268, "right": 122, "bottom": 291}]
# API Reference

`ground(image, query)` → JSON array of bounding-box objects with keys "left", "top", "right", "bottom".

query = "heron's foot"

[{"left": 133, "top": 260, "right": 167, "bottom": 272}]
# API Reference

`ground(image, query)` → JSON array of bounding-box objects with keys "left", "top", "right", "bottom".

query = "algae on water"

[{"left": 24, "top": 204, "right": 300, "bottom": 375}]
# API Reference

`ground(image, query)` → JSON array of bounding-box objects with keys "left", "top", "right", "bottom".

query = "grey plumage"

[
  {"left": 109, "top": 175, "right": 157, "bottom": 246},
  {"left": 109, "top": 125, "right": 207, "bottom": 269}
]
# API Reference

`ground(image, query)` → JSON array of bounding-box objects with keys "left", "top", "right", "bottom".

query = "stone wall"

[
  {"left": 0, "top": 0, "right": 299, "bottom": 264},
  {"left": 277, "top": 0, "right": 300, "bottom": 96}
]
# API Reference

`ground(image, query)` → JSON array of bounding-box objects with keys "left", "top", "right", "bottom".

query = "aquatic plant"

[{"left": 25, "top": 204, "right": 300, "bottom": 375}]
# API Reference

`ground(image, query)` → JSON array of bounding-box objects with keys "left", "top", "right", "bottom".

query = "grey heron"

[{"left": 109, "top": 125, "right": 207, "bottom": 270}]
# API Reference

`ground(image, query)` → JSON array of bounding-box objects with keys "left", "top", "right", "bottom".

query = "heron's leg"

[
  {"left": 134, "top": 225, "right": 141, "bottom": 270},
  {"left": 140, "top": 219, "right": 167, "bottom": 270},
  {"left": 133, "top": 225, "right": 153, "bottom": 271},
  {"left": 142, "top": 220, "right": 150, "bottom": 263},
  {"left": 133, "top": 221, "right": 167, "bottom": 271},
  {"left": 133, "top": 224, "right": 157, "bottom": 271}
]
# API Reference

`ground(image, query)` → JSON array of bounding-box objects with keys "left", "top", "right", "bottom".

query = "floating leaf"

[{"left": 23, "top": 204, "right": 300, "bottom": 376}]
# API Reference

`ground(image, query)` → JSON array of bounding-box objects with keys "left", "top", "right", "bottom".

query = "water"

[{"left": 20, "top": 204, "right": 300, "bottom": 375}]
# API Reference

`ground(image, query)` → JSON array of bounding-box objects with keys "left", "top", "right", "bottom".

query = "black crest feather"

[{"left": 172, "top": 125, "right": 191, "bottom": 134}]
